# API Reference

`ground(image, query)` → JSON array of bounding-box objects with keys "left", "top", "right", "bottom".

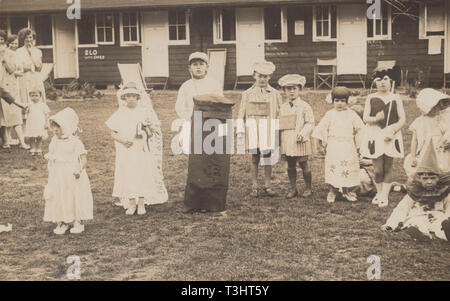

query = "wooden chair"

[
  {"left": 314, "top": 58, "right": 337, "bottom": 90},
  {"left": 117, "top": 63, "right": 152, "bottom": 92},
  {"left": 208, "top": 48, "right": 227, "bottom": 89}
]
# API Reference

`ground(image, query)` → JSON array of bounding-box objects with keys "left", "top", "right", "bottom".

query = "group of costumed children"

[{"left": 4, "top": 50, "right": 449, "bottom": 243}]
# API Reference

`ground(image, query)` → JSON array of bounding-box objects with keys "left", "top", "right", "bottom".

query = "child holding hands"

[
  {"left": 278, "top": 74, "right": 314, "bottom": 198},
  {"left": 312, "top": 87, "right": 364, "bottom": 203},
  {"left": 106, "top": 82, "right": 168, "bottom": 215},
  {"left": 25, "top": 87, "right": 50, "bottom": 155}
]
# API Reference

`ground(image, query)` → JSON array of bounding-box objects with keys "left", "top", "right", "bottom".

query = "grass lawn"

[{"left": 0, "top": 90, "right": 449, "bottom": 281}]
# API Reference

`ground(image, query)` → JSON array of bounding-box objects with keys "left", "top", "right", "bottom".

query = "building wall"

[
  {"left": 368, "top": 4, "right": 444, "bottom": 87},
  {"left": 265, "top": 5, "right": 336, "bottom": 87},
  {"left": 77, "top": 13, "right": 141, "bottom": 86},
  {"left": 168, "top": 8, "right": 237, "bottom": 88}
]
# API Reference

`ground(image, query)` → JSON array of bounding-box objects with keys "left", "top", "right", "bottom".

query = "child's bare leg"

[
  {"left": 36, "top": 137, "right": 43, "bottom": 153},
  {"left": 137, "top": 197, "right": 146, "bottom": 215},
  {"left": 379, "top": 155, "right": 394, "bottom": 207},
  {"left": 327, "top": 185, "right": 337, "bottom": 203},
  {"left": 299, "top": 160, "right": 312, "bottom": 197},
  {"left": 372, "top": 156, "right": 384, "bottom": 204},
  {"left": 29, "top": 137, "right": 35, "bottom": 153},
  {"left": 14, "top": 125, "right": 28, "bottom": 148},
  {"left": 126, "top": 198, "right": 137, "bottom": 215}
]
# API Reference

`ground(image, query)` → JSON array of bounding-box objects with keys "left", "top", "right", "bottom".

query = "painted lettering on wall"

[{"left": 83, "top": 49, "right": 105, "bottom": 60}]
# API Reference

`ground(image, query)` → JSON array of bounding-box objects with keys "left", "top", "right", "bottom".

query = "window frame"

[
  {"left": 213, "top": 8, "right": 237, "bottom": 45},
  {"left": 168, "top": 9, "right": 190, "bottom": 46},
  {"left": 366, "top": 1, "right": 392, "bottom": 41},
  {"left": 419, "top": 2, "right": 445, "bottom": 39},
  {"left": 312, "top": 5, "right": 337, "bottom": 42},
  {"left": 32, "top": 15, "right": 54, "bottom": 49},
  {"left": 119, "top": 12, "right": 141, "bottom": 46},
  {"left": 95, "top": 13, "right": 115, "bottom": 45},
  {"left": 76, "top": 14, "right": 98, "bottom": 48},
  {"left": 263, "top": 7, "right": 288, "bottom": 43}
]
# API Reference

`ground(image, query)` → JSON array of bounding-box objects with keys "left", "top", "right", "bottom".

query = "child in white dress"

[
  {"left": 44, "top": 107, "right": 93, "bottom": 235},
  {"left": 278, "top": 74, "right": 315, "bottom": 198},
  {"left": 312, "top": 87, "right": 364, "bottom": 203},
  {"left": 404, "top": 88, "right": 450, "bottom": 177},
  {"left": 106, "top": 82, "right": 168, "bottom": 215},
  {"left": 25, "top": 87, "right": 50, "bottom": 155}
]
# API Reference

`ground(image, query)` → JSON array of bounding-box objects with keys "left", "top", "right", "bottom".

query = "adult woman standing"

[
  {"left": 0, "top": 34, "right": 29, "bottom": 149},
  {"left": 16, "top": 28, "right": 45, "bottom": 109}
]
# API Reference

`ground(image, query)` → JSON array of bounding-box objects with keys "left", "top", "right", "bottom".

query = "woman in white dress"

[{"left": 0, "top": 34, "right": 28, "bottom": 149}]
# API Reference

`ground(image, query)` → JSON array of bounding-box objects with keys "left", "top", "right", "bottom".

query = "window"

[
  {"left": 419, "top": 1, "right": 445, "bottom": 38},
  {"left": 96, "top": 13, "right": 115, "bottom": 44},
  {"left": 367, "top": 0, "right": 391, "bottom": 40},
  {"left": 10, "top": 16, "right": 30, "bottom": 35},
  {"left": 169, "top": 9, "right": 189, "bottom": 45},
  {"left": 0, "top": 18, "right": 8, "bottom": 33},
  {"left": 213, "top": 8, "right": 236, "bottom": 44},
  {"left": 313, "top": 5, "right": 337, "bottom": 41},
  {"left": 77, "top": 14, "right": 96, "bottom": 45},
  {"left": 264, "top": 7, "right": 287, "bottom": 42},
  {"left": 120, "top": 12, "right": 140, "bottom": 45},
  {"left": 34, "top": 15, "right": 53, "bottom": 46}
]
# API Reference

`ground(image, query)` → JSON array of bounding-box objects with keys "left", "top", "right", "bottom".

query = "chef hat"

[
  {"left": 118, "top": 82, "right": 142, "bottom": 100},
  {"left": 49, "top": 107, "right": 80, "bottom": 138},
  {"left": 278, "top": 74, "right": 306, "bottom": 88},
  {"left": 416, "top": 140, "right": 441, "bottom": 175},
  {"left": 416, "top": 88, "right": 450, "bottom": 115},
  {"left": 188, "top": 52, "right": 209, "bottom": 64},
  {"left": 253, "top": 61, "right": 276, "bottom": 75},
  {"left": 331, "top": 86, "right": 351, "bottom": 102}
]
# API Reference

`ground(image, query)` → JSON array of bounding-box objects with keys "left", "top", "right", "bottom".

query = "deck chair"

[
  {"left": 314, "top": 58, "right": 336, "bottom": 90},
  {"left": 117, "top": 63, "right": 153, "bottom": 106},
  {"left": 207, "top": 48, "right": 227, "bottom": 89},
  {"left": 39, "top": 63, "right": 54, "bottom": 82},
  {"left": 117, "top": 63, "right": 151, "bottom": 92}
]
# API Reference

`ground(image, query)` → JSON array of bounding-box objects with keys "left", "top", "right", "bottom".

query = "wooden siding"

[
  {"left": 77, "top": 13, "right": 141, "bottom": 85},
  {"left": 265, "top": 5, "right": 336, "bottom": 87},
  {"left": 367, "top": 4, "right": 444, "bottom": 87},
  {"left": 168, "top": 8, "right": 237, "bottom": 88}
]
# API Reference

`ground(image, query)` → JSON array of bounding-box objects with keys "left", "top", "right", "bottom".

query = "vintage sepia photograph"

[{"left": 0, "top": 0, "right": 449, "bottom": 284}]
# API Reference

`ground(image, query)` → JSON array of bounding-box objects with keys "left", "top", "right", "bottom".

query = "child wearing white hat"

[
  {"left": 278, "top": 74, "right": 314, "bottom": 198},
  {"left": 44, "top": 107, "right": 93, "bottom": 235},
  {"left": 237, "top": 60, "right": 282, "bottom": 197},
  {"left": 405, "top": 88, "right": 450, "bottom": 177},
  {"left": 174, "top": 52, "right": 223, "bottom": 154},
  {"left": 106, "top": 82, "right": 168, "bottom": 215}
]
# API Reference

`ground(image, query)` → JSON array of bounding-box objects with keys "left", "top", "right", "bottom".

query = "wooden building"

[{"left": 1, "top": 0, "right": 449, "bottom": 88}]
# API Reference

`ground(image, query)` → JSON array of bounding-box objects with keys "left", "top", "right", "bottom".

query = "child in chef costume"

[
  {"left": 277, "top": 74, "right": 314, "bottom": 198},
  {"left": 44, "top": 107, "right": 93, "bottom": 235},
  {"left": 404, "top": 88, "right": 450, "bottom": 177},
  {"left": 106, "top": 82, "right": 168, "bottom": 215},
  {"left": 174, "top": 52, "right": 223, "bottom": 154}
]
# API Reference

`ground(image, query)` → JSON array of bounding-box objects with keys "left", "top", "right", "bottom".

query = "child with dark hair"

[
  {"left": 360, "top": 66, "right": 405, "bottom": 208},
  {"left": 312, "top": 86, "right": 364, "bottom": 203}
]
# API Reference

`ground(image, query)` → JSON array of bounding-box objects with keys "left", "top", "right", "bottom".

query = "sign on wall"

[{"left": 83, "top": 49, "right": 105, "bottom": 60}]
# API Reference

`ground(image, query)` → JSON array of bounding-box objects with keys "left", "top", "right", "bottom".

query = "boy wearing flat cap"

[
  {"left": 278, "top": 74, "right": 314, "bottom": 198},
  {"left": 237, "top": 60, "right": 282, "bottom": 197},
  {"left": 175, "top": 52, "right": 223, "bottom": 154}
]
